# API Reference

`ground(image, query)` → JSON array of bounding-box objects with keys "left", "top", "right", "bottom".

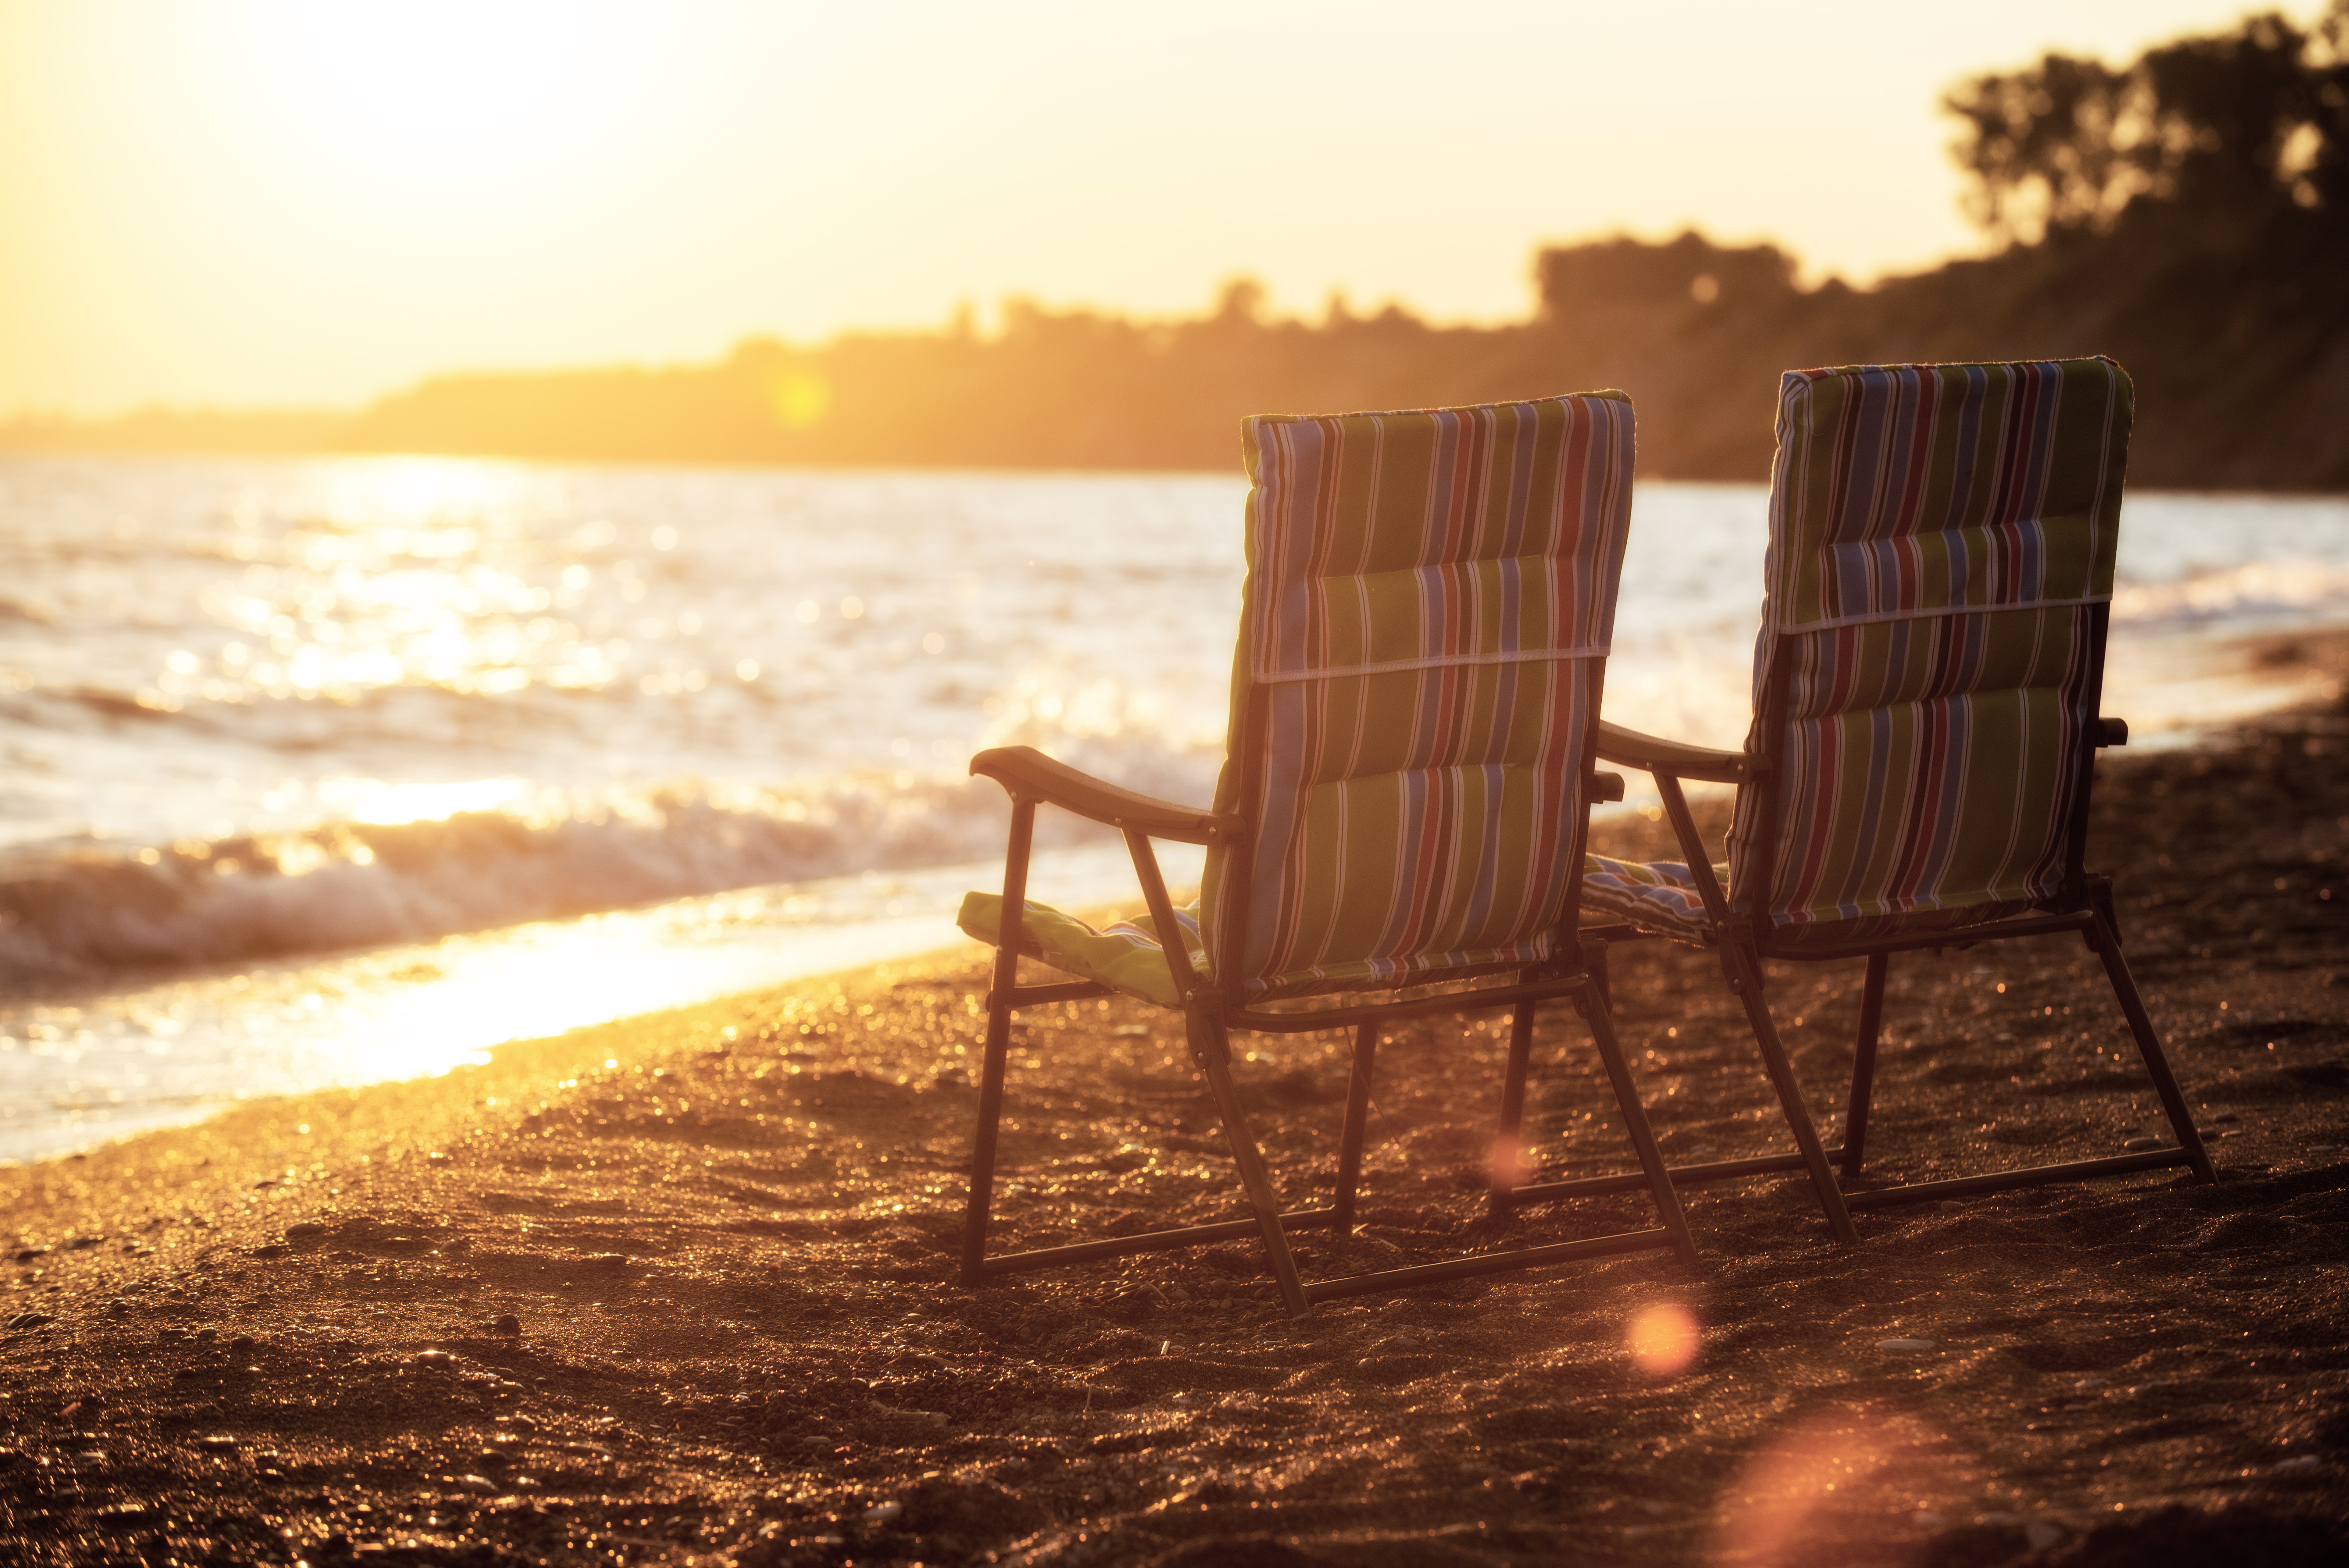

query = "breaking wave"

[{"left": 0, "top": 735, "right": 1219, "bottom": 979}]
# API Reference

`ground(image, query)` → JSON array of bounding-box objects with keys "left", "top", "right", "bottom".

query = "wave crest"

[{"left": 0, "top": 732, "right": 1222, "bottom": 978}]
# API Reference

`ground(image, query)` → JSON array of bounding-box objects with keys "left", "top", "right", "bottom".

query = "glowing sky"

[{"left": 0, "top": 0, "right": 2310, "bottom": 412}]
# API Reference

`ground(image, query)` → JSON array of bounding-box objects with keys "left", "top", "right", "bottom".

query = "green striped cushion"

[
  {"left": 956, "top": 892, "right": 1204, "bottom": 1008},
  {"left": 1730, "top": 359, "right": 2130, "bottom": 948},
  {"left": 1761, "top": 358, "right": 2124, "bottom": 632},
  {"left": 1200, "top": 395, "right": 1636, "bottom": 1001}
]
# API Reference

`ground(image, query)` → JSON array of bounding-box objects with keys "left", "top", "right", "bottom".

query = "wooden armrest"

[
  {"left": 971, "top": 745, "right": 1244, "bottom": 845},
  {"left": 1595, "top": 721, "right": 1768, "bottom": 784},
  {"left": 2093, "top": 717, "right": 2128, "bottom": 748},
  {"left": 1591, "top": 770, "right": 1625, "bottom": 803}
]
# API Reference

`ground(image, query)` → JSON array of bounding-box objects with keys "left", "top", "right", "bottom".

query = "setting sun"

[{"left": 266, "top": 2, "right": 609, "bottom": 194}]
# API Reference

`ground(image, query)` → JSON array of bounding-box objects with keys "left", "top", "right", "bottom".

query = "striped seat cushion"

[
  {"left": 1728, "top": 358, "right": 2130, "bottom": 949},
  {"left": 1579, "top": 853, "right": 1725, "bottom": 942},
  {"left": 956, "top": 891, "right": 1205, "bottom": 1009},
  {"left": 1199, "top": 394, "right": 1636, "bottom": 1002}
]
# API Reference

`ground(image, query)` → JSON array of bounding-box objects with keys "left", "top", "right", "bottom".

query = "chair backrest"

[
  {"left": 1726, "top": 357, "right": 2132, "bottom": 949},
  {"left": 1200, "top": 394, "right": 1636, "bottom": 1002}
]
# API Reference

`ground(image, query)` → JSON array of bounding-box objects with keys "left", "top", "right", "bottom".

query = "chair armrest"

[
  {"left": 1595, "top": 721, "right": 1768, "bottom": 784},
  {"left": 970, "top": 745, "right": 1244, "bottom": 845},
  {"left": 1591, "top": 770, "right": 1625, "bottom": 803},
  {"left": 2093, "top": 717, "right": 2128, "bottom": 748}
]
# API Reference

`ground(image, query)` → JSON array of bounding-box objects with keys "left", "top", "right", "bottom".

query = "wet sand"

[{"left": 3, "top": 636, "right": 2346, "bottom": 1567}]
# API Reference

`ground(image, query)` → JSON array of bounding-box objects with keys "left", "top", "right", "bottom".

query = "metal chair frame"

[
  {"left": 1590, "top": 596, "right": 2215, "bottom": 1237},
  {"left": 962, "top": 698, "right": 1698, "bottom": 1318}
]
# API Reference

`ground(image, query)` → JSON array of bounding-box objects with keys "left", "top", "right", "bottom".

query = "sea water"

[{"left": 4, "top": 456, "right": 2344, "bottom": 1158}]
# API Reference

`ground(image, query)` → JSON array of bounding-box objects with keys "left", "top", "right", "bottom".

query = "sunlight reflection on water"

[{"left": 0, "top": 839, "right": 1198, "bottom": 1163}]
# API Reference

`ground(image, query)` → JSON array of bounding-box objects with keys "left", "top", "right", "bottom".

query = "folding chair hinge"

[
  {"left": 2050, "top": 874, "right": 2123, "bottom": 951},
  {"left": 2085, "top": 874, "right": 2121, "bottom": 947},
  {"left": 1575, "top": 936, "right": 1613, "bottom": 1013},
  {"left": 1716, "top": 920, "right": 1759, "bottom": 993},
  {"left": 1180, "top": 984, "right": 1227, "bottom": 1071}
]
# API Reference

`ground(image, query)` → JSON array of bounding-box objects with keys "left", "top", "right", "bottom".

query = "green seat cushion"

[{"left": 957, "top": 892, "right": 1206, "bottom": 1009}]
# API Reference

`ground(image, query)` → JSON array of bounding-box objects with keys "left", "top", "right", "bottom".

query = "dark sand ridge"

[{"left": 2, "top": 631, "right": 2346, "bottom": 1567}]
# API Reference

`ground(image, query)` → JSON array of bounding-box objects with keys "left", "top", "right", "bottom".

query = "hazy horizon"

[{"left": 0, "top": 0, "right": 2310, "bottom": 417}]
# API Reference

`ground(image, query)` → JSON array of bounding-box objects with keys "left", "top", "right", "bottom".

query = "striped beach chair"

[
  {"left": 1583, "top": 357, "right": 2214, "bottom": 1233},
  {"left": 957, "top": 393, "right": 1695, "bottom": 1315}
]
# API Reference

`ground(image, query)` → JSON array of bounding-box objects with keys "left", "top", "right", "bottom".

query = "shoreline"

[
  {"left": 2, "top": 690, "right": 2345, "bottom": 1563},
  {"left": 8, "top": 622, "right": 2343, "bottom": 1172}
]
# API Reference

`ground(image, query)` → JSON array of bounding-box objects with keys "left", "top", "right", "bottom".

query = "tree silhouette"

[{"left": 1946, "top": 4, "right": 2348, "bottom": 242}]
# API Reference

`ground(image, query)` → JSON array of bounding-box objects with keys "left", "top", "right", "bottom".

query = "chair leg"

[
  {"left": 962, "top": 800, "right": 1034, "bottom": 1286},
  {"left": 1731, "top": 948, "right": 1861, "bottom": 1244},
  {"left": 1576, "top": 984, "right": 1698, "bottom": 1266},
  {"left": 2089, "top": 909, "right": 2217, "bottom": 1184},
  {"left": 962, "top": 960, "right": 1020, "bottom": 1286},
  {"left": 1190, "top": 1005, "right": 1313, "bottom": 1317},
  {"left": 1333, "top": 1022, "right": 1377, "bottom": 1235},
  {"left": 1841, "top": 952, "right": 1889, "bottom": 1180},
  {"left": 1488, "top": 1003, "right": 1536, "bottom": 1220}
]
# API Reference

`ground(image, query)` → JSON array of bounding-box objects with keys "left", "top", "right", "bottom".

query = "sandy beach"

[{"left": 3, "top": 634, "right": 2345, "bottom": 1567}]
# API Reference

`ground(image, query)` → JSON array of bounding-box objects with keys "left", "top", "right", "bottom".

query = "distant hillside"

[{"left": 8, "top": 6, "right": 2343, "bottom": 489}]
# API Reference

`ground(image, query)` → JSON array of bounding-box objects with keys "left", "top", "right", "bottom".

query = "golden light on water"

[
  {"left": 3, "top": 865, "right": 1021, "bottom": 1160},
  {"left": 137, "top": 457, "right": 683, "bottom": 714},
  {"left": 314, "top": 778, "right": 532, "bottom": 829},
  {"left": 1628, "top": 1302, "right": 1701, "bottom": 1375}
]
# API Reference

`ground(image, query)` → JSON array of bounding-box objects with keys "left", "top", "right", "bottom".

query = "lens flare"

[
  {"left": 1708, "top": 1408, "right": 1956, "bottom": 1567},
  {"left": 771, "top": 369, "right": 833, "bottom": 430},
  {"left": 1627, "top": 1303, "right": 1700, "bottom": 1374},
  {"left": 1488, "top": 1133, "right": 1528, "bottom": 1193}
]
